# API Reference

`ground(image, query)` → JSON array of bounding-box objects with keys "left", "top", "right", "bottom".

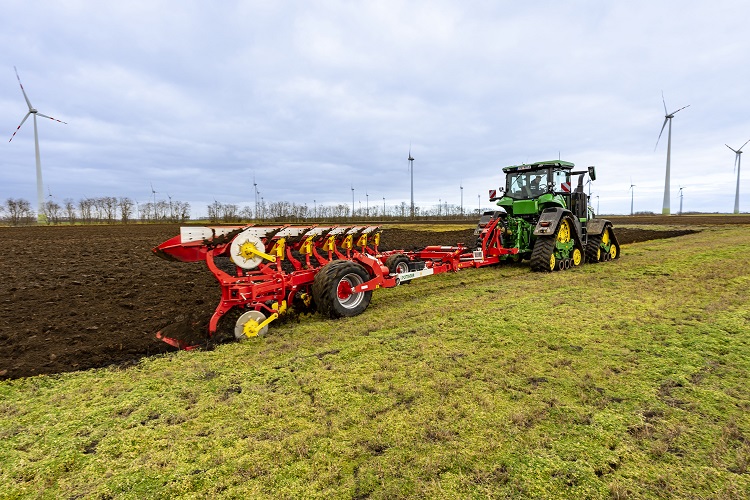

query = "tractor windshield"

[{"left": 506, "top": 170, "right": 549, "bottom": 199}]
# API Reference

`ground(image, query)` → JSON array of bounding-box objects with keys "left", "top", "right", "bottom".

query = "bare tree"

[
  {"left": 207, "top": 200, "right": 222, "bottom": 223},
  {"left": 119, "top": 197, "right": 134, "bottom": 223},
  {"left": 64, "top": 198, "right": 77, "bottom": 224},
  {"left": 5, "top": 198, "right": 34, "bottom": 226},
  {"left": 240, "top": 205, "right": 253, "bottom": 221},
  {"left": 102, "top": 196, "right": 118, "bottom": 223},
  {"left": 221, "top": 203, "right": 239, "bottom": 222},
  {"left": 41, "top": 200, "right": 62, "bottom": 224},
  {"left": 174, "top": 201, "right": 190, "bottom": 221},
  {"left": 78, "top": 198, "right": 94, "bottom": 224}
]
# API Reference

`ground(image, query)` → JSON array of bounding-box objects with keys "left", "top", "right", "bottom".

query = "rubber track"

[
  {"left": 530, "top": 235, "right": 556, "bottom": 272},
  {"left": 586, "top": 234, "right": 602, "bottom": 264}
]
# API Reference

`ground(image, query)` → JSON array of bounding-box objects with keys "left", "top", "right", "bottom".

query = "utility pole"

[
  {"left": 478, "top": 194, "right": 481, "bottom": 216},
  {"left": 351, "top": 186, "right": 355, "bottom": 219},
  {"left": 383, "top": 197, "right": 386, "bottom": 217},
  {"left": 366, "top": 192, "right": 369, "bottom": 218}
]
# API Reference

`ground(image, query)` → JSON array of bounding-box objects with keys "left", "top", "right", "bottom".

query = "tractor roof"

[{"left": 502, "top": 160, "right": 575, "bottom": 173}]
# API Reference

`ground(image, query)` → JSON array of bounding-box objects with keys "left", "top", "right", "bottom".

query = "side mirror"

[{"left": 588, "top": 166, "right": 597, "bottom": 181}]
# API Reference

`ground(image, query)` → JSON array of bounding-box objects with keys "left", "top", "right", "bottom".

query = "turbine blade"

[
  {"left": 14, "top": 66, "right": 33, "bottom": 110},
  {"left": 739, "top": 138, "right": 750, "bottom": 151},
  {"left": 726, "top": 144, "right": 738, "bottom": 153},
  {"left": 655, "top": 117, "right": 668, "bottom": 150},
  {"left": 671, "top": 104, "right": 690, "bottom": 115},
  {"left": 661, "top": 91, "right": 667, "bottom": 115},
  {"left": 9, "top": 112, "right": 31, "bottom": 142},
  {"left": 35, "top": 112, "right": 67, "bottom": 125},
  {"left": 734, "top": 154, "right": 739, "bottom": 174}
]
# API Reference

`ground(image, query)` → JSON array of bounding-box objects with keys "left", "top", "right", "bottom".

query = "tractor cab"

[{"left": 492, "top": 160, "right": 596, "bottom": 221}]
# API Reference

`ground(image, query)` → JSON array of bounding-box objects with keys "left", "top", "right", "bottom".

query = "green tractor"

[{"left": 477, "top": 160, "right": 620, "bottom": 272}]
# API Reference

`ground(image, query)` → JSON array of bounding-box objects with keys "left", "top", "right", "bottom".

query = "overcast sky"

[{"left": 2, "top": 0, "right": 749, "bottom": 217}]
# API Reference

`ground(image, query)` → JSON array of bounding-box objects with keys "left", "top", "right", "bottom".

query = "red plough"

[{"left": 153, "top": 223, "right": 504, "bottom": 348}]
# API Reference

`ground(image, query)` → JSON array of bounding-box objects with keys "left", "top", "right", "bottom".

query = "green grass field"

[{"left": 1, "top": 226, "right": 749, "bottom": 499}]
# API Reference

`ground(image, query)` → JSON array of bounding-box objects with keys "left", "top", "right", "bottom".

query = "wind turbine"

[
  {"left": 150, "top": 183, "right": 158, "bottom": 220},
  {"left": 726, "top": 139, "right": 749, "bottom": 214},
  {"left": 9, "top": 66, "right": 67, "bottom": 223},
  {"left": 678, "top": 186, "right": 684, "bottom": 215},
  {"left": 408, "top": 145, "right": 415, "bottom": 218},
  {"left": 655, "top": 92, "right": 690, "bottom": 215},
  {"left": 629, "top": 180, "right": 636, "bottom": 216},
  {"left": 460, "top": 183, "right": 464, "bottom": 216},
  {"left": 253, "top": 173, "right": 259, "bottom": 220}
]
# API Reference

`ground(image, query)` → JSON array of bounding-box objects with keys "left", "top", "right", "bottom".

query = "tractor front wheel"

[{"left": 312, "top": 260, "right": 373, "bottom": 318}]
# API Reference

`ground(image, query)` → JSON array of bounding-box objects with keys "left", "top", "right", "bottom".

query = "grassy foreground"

[{"left": 1, "top": 226, "right": 749, "bottom": 499}]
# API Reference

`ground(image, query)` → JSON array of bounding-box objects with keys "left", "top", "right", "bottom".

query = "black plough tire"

[
  {"left": 312, "top": 260, "right": 373, "bottom": 319},
  {"left": 586, "top": 235, "right": 602, "bottom": 264},
  {"left": 530, "top": 236, "right": 556, "bottom": 272},
  {"left": 385, "top": 254, "right": 410, "bottom": 274}
]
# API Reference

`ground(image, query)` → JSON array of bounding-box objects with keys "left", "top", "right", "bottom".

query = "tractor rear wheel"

[{"left": 312, "top": 260, "right": 373, "bottom": 318}]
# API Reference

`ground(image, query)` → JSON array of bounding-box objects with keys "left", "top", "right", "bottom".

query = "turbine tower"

[
  {"left": 655, "top": 92, "right": 690, "bottom": 215},
  {"left": 726, "top": 139, "right": 749, "bottom": 214},
  {"left": 9, "top": 66, "right": 67, "bottom": 223},
  {"left": 408, "top": 146, "right": 415, "bottom": 218}
]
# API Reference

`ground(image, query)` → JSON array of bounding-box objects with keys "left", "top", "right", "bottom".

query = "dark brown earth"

[{"left": 1, "top": 216, "right": 745, "bottom": 380}]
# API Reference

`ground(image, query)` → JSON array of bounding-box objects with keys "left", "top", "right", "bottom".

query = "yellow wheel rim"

[
  {"left": 557, "top": 219, "right": 571, "bottom": 243},
  {"left": 549, "top": 253, "right": 556, "bottom": 271},
  {"left": 610, "top": 244, "right": 617, "bottom": 259},
  {"left": 572, "top": 248, "right": 582, "bottom": 266},
  {"left": 596, "top": 247, "right": 601, "bottom": 261}
]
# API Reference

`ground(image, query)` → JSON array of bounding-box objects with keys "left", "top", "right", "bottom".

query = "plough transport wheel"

[{"left": 312, "top": 260, "right": 373, "bottom": 318}]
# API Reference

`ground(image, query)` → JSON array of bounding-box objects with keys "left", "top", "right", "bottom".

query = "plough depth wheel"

[
  {"left": 313, "top": 260, "right": 373, "bottom": 318},
  {"left": 235, "top": 310, "right": 269, "bottom": 339}
]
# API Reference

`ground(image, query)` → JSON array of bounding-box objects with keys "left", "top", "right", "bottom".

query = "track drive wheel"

[
  {"left": 312, "top": 260, "right": 373, "bottom": 318},
  {"left": 572, "top": 247, "right": 583, "bottom": 267},
  {"left": 602, "top": 228, "right": 619, "bottom": 260},
  {"left": 530, "top": 236, "right": 556, "bottom": 272}
]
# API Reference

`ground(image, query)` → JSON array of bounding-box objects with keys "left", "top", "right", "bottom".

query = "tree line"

[
  {"left": 0, "top": 197, "right": 191, "bottom": 225},
  {"left": 1, "top": 196, "right": 483, "bottom": 226}
]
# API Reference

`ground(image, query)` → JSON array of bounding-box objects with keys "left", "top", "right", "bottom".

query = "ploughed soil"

[{"left": 1, "top": 216, "right": 745, "bottom": 380}]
